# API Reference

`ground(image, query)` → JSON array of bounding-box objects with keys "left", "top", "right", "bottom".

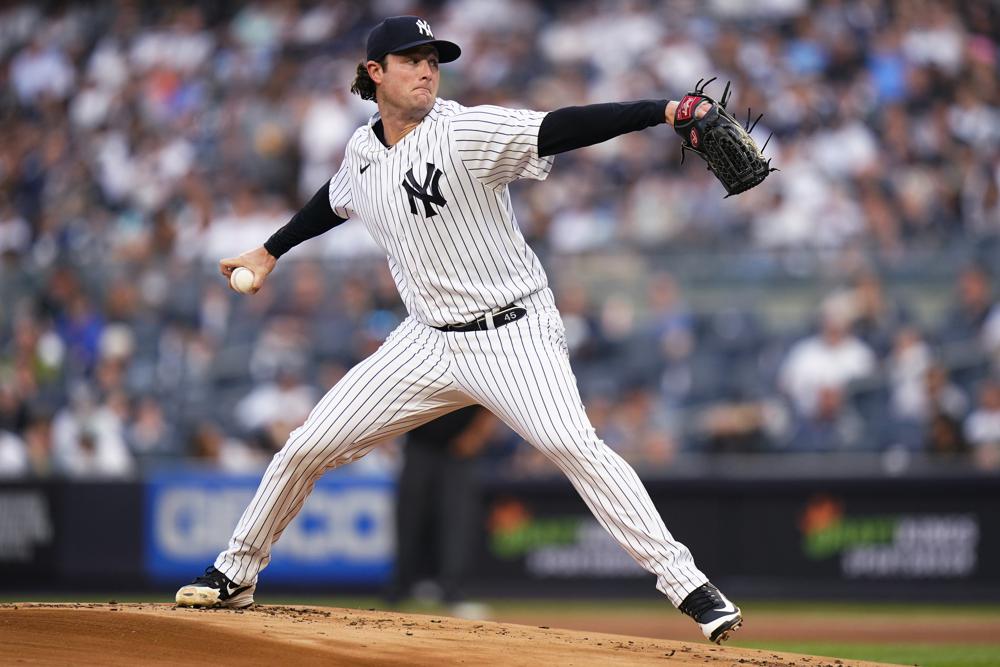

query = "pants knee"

[
  {"left": 537, "top": 432, "right": 604, "bottom": 462},
  {"left": 275, "top": 433, "right": 330, "bottom": 472},
  {"left": 276, "top": 422, "right": 361, "bottom": 473}
]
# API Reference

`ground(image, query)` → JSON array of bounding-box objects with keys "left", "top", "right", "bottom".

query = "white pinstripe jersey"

[{"left": 327, "top": 98, "right": 554, "bottom": 328}]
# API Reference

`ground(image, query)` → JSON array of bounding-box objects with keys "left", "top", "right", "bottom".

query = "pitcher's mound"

[{"left": 0, "top": 603, "right": 891, "bottom": 666}]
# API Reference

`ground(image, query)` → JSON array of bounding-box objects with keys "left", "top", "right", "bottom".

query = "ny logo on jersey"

[
  {"left": 402, "top": 162, "right": 447, "bottom": 218},
  {"left": 415, "top": 19, "right": 433, "bottom": 37}
]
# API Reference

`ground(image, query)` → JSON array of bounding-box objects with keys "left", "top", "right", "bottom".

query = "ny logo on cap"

[{"left": 416, "top": 19, "right": 433, "bottom": 37}]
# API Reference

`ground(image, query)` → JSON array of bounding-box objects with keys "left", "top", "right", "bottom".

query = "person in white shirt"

[{"left": 780, "top": 293, "right": 877, "bottom": 420}]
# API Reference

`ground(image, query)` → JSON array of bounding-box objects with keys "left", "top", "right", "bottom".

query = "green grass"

[
  {"left": 737, "top": 600, "right": 1000, "bottom": 618},
  {"left": 739, "top": 641, "right": 1000, "bottom": 667}
]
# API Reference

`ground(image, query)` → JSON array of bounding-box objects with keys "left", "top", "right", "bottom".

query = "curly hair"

[{"left": 350, "top": 59, "right": 386, "bottom": 102}]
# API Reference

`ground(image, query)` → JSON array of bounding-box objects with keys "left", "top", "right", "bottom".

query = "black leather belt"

[{"left": 434, "top": 304, "right": 527, "bottom": 332}]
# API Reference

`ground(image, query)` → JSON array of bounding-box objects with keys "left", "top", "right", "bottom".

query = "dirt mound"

[{"left": 0, "top": 603, "right": 893, "bottom": 666}]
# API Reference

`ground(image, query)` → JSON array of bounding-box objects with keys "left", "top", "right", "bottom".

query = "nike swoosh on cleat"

[{"left": 223, "top": 581, "right": 249, "bottom": 597}]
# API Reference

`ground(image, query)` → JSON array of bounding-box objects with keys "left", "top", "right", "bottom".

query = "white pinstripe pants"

[{"left": 214, "top": 289, "right": 708, "bottom": 606}]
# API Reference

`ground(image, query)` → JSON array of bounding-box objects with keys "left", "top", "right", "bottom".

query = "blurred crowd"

[{"left": 1, "top": 0, "right": 999, "bottom": 479}]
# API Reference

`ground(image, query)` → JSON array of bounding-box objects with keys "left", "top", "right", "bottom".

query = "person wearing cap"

[{"left": 177, "top": 15, "right": 741, "bottom": 645}]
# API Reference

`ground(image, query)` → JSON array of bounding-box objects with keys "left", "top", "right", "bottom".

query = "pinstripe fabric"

[
  {"left": 212, "top": 98, "right": 710, "bottom": 609},
  {"left": 214, "top": 317, "right": 473, "bottom": 583},
  {"left": 443, "top": 290, "right": 708, "bottom": 606},
  {"left": 214, "top": 291, "right": 708, "bottom": 605}
]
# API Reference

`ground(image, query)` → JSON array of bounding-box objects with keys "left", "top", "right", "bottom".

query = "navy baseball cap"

[{"left": 366, "top": 16, "right": 461, "bottom": 63}]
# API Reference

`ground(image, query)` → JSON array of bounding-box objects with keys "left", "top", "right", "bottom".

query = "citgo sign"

[{"left": 145, "top": 470, "right": 395, "bottom": 584}]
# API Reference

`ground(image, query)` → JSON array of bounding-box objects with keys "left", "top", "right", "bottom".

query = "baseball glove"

[{"left": 673, "top": 78, "right": 776, "bottom": 197}]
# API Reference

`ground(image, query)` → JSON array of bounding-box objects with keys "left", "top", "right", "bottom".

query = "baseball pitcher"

[{"left": 176, "top": 15, "right": 765, "bottom": 644}]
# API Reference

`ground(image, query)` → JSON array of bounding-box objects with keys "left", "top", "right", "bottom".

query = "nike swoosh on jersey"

[{"left": 360, "top": 163, "right": 371, "bottom": 174}]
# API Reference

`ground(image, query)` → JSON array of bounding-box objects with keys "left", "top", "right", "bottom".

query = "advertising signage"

[
  {"left": 144, "top": 470, "right": 396, "bottom": 585},
  {"left": 476, "top": 477, "right": 1000, "bottom": 597}
]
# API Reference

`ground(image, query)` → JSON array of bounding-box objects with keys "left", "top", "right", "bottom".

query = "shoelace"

[
  {"left": 193, "top": 567, "right": 227, "bottom": 586},
  {"left": 679, "top": 585, "right": 725, "bottom": 619}
]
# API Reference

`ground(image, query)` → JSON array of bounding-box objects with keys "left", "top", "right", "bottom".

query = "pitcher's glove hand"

[{"left": 674, "top": 78, "right": 776, "bottom": 197}]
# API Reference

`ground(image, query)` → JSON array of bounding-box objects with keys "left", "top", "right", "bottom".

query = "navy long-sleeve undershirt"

[
  {"left": 264, "top": 181, "right": 344, "bottom": 258},
  {"left": 537, "top": 99, "right": 668, "bottom": 157}
]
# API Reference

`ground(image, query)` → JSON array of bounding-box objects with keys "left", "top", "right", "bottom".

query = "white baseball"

[{"left": 230, "top": 267, "right": 255, "bottom": 294}]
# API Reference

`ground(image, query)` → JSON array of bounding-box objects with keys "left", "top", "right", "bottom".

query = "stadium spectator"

[
  {"left": 126, "top": 394, "right": 177, "bottom": 462},
  {"left": 779, "top": 294, "right": 877, "bottom": 421},
  {"left": 0, "top": 430, "right": 27, "bottom": 476},
  {"left": 852, "top": 272, "right": 912, "bottom": 358},
  {"left": 603, "top": 385, "right": 678, "bottom": 467},
  {"left": 964, "top": 378, "right": 1000, "bottom": 471},
  {"left": 555, "top": 282, "right": 606, "bottom": 363},
  {"left": 694, "top": 398, "right": 788, "bottom": 453},
  {"left": 188, "top": 420, "right": 263, "bottom": 473},
  {"left": 888, "top": 328, "right": 934, "bottom": 423},
  {"left": 51, "top": 384, "right": 133, "bottom": 478},
  {"left": 0, "top": 375, "right": 29, "bottom": 434},
  {"left": 234, "top": 361, "right": 316, "bottom": 452},
  {"left": 642, "top": 272, "right": 695, "bottom": 403},
  {"left": 9, "top": 38, "right": 75, "bottom": 105},
  {"left": 21, "top": 411, "right": 55, "bottom": 477},
  {"left": 923, "top": 364, "right": 970, "bottom": 458},
  {"left": 939, "top": 265, "right": 995, "bottom": 348}
]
